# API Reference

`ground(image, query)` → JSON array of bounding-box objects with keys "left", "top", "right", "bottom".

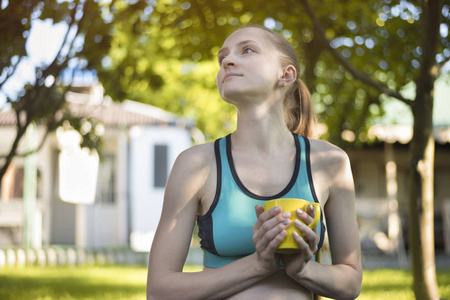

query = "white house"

[{"left": 0, "top": 84, "right": 195, "bottom": 252}]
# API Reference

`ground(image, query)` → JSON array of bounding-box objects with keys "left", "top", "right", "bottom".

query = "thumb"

[
  {"left": 307, "top": 204, "right": 315, "bottom": 218},
  {"left": 255, "top": 205, "right": 265, "bottom": 218}
]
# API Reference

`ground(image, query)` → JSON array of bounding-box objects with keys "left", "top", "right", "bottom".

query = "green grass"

[
  {"left": 0, "top": 265, "right": 148, "bottom": 300},
  {"left": 0, "top": 266, "right": 449, "bottom": 299},
  {"left": 359, "top": 269, "right": 450, "bottom": 300}
]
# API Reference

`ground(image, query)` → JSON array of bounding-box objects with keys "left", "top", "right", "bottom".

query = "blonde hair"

[{"left": 241, "top": 25, "right": 317, "bottom": 138}]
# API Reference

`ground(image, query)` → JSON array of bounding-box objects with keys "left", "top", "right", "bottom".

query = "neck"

[{"left": 231, "top": 100, "right": 293, "bottom": 154}]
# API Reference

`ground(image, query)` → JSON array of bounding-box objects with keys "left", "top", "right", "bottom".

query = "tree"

[
  {"left": 0, "top": 0, "right": 151, "bottom": 183},
  {"left": 97, "top": 1, "right": 449, "bottom": 299},
  {"left": 298, "top": 0, "right": 447, "bottom": 298},
  {"left": 97, "top": 0, "right": 391, "bottom": 143},
  {"left": 96, "top": 20, "right": 237, "bottom": 140}
]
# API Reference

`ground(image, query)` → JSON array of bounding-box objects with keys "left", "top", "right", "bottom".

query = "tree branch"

[
  {"left": 298, "top": 0, "right": 414, "bottom": 106},
  {"left": 0, "top": 1, "right": 83, "bottom": 182},
  {"left": 0, "top": 1, "right": 38, "bottom": 30},
  {"left": 0, "top": 55, "right": 25, "bottom": 90},
  {"left": 0, "top": 125, "right": 51, "bottom": 159},
  {"left": 0, "top": 118, "right": 28, "bottom": 181},
  {"left": 40, "top": 0, "right": 82, "bottom": 80},
  {"left": 22, "top": 0, "right": 82, "bottom": 128},
  {"left": 437, "top": 56, "right": 450, "bottom": 75}
]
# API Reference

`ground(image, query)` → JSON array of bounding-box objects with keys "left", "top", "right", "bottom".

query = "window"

[
  {"left": 0, "top": 163, "right": 42, "bottom": 202},
  {"left": 96, "top": 154, "right": 116, "bottom": 204},
  {"left": 1, "top": 164, "right": 24, "bottom": 201},
  {"left": 154, "top": 144, "right": 168, "bottom": 188}
]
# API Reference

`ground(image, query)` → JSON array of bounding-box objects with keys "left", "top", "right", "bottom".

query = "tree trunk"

[
  {"left": 407, "top": 0, "right": 443, "bottom": 298},
  {"left": 0, "top": 123, "right": 27, "bottom": 182},
  {"left": 408, "top": 96, "right": 439, "bottom": 300}
]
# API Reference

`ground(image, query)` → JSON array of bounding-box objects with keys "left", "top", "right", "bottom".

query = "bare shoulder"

[
  {"left": 172, "top": 142, "right": 215, "bottom": 179},
  {"left": 161, "top": 141, "right": 216, "bottom": 217},
  {"left": 307, "top": 138, "right": 353, "bottom": 195},
  {"left": 176, "top": 142, "right": 215, "bottom": 166},
  {"left": 308, "top": 138, "right": 350, "bottom": 168}
]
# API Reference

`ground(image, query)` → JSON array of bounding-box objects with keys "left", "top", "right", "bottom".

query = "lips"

[{"left": 223, "top": 73, "right": 242, "bottom": 82}]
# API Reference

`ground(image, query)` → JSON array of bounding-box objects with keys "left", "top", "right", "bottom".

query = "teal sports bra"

[{"left": 197, "top": 134, "right": 326, "bottom": 268}]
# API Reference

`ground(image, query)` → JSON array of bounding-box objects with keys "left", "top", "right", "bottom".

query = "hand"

[
  {"left": 252, "top": 205, "right": 291, "bottom": 275},
  {"left": 282, "top": 204, "right": 320, "bottom": 279}
]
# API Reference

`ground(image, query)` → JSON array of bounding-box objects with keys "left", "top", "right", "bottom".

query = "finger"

[
  {"left": 296, "top": 208, "right": 314, "bottom": 225},
  {"left": 304, "top": 226, "right": 319, "bottom": 252},
  {"left": 306, "top": 204, "right": 315, "bottom": 218},
  {"left": 292, "top": 231, "right": 314, "bottom": 260},
  {"left": 297, "top": 205, "right": 319, "bottom": 228},
  {"left": 267, "top": 229, "right": 287, "bottom": 251},
  {"left": 293, "top": 220, "right": 316, "bottom": 242},
  {"left": 255, "top": 205, "right": 265, "bottom": 218},
  {"left": 261, "top": 230, "right": 287, "bottom": 256},
  {"left": 254, "top": 219, "right": 290, "bottom": 250},
  {"left": 293, "top": 219, "right": 319, "bottom": 251},
  {"left": 255, "top": 206, "right": 284, "bottom": 228},
  {"left": 257, "top": 230, "right": 287, "bottom": 264},
  {"left": 292, "top": 230, "right": 308, "bottom": 251}
]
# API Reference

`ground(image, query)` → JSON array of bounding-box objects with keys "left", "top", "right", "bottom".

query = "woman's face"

[{"left": 216, "top": 27, "right": 283, "bottom": 104}]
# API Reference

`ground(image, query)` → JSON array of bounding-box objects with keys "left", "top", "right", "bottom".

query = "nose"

[{"left": 221, "top": 55, "right": 235, "bottom": 68}]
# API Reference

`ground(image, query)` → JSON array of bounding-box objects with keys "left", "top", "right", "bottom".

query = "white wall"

[
  {"left": 83, "top": 130, "right": 128, "bottom": 249},
  {"left": 85, "top": 204, "right": 122, "bottom": 248},
  {"left": 0, "top": 123, "right": 192, "bottom": 250},
  {"left": 129, "top": 126, "right": 191, "bottom": 252}
]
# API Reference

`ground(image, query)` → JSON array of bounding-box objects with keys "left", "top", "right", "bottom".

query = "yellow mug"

[{"left": 263, "top": 198, "right": 321, "bottom": 254}]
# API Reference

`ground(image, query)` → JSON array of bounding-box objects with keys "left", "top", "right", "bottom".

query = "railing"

[
  {"left": 0, "top": 245, "right": 203, "bottom": 267},
  {"left": 0, "top": 247, "right": 148, "bottom": 267}
]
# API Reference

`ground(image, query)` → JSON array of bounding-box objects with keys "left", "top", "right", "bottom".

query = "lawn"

[{"left": 0, "top": 265, "right": 449, "bottom": 299}]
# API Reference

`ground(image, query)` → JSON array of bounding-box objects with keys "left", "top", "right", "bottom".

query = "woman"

[{"left": 147, "top": 25, "right": 362, "bottom": 300}]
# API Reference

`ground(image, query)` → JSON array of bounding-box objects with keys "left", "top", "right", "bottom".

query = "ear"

[{"left": 277, "top": 65, "right": 297, "bottom": 88}]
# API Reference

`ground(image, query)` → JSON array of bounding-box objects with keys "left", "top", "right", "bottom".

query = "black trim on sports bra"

[
  {"left": 196, "top": 139, "right": 222, "bottom": 255},
  {"left": 304, "top": 137, "right": 326, "bottom": 251},
  {"left": 226, "top": 133, "right": 301, "bottom": 200},
  {"left": 198, "top": 139, "right": 222, "bottom": 221},
  {"left": 304, "top": 137, "right": 319, "bottom": 204}
]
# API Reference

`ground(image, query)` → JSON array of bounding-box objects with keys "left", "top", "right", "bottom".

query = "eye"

[{"left": 242, "top": 47, "right": 254, "bottom": 54}]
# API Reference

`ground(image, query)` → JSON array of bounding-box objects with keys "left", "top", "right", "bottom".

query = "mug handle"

[{"left": 307, "top": 202, "right": 321, "bottom": 229}]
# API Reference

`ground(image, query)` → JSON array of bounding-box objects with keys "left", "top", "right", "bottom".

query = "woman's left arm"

[{"left": 283, "top": 143, "right": 362, "bottom": 300}]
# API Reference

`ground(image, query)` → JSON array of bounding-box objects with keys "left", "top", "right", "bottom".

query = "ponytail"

[{"left": 284, "top": 79, "right": 317, "bottom": 138}]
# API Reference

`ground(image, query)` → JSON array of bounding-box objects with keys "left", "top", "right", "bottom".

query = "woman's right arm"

[{"left": 146, "top": 144, "right": 289, "bottom": 300}]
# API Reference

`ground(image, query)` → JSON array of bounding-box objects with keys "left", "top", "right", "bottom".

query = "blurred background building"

[
  {"left": 0, "top": 70, "right": 194, "bottom": 253},
  {"left": 348, "top": 75, "right": 450, "bottom": 260}
]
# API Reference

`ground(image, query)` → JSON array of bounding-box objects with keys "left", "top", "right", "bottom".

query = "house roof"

[
  {"left": 371, "top": 74, "right": 450, "bottom": 144},
  {"left": 67, "top": 99, "right": 188, "bottom": 128},
  {"left": 0, "top": 87, "right": 193, "bottom": 129},
  {"left": 0, "top": 109, "right": 17, "bottom": 126}
]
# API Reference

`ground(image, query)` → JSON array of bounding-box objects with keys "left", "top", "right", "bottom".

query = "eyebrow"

[{"left": 218, "top": 40, "right": 258, "bottom": 57}]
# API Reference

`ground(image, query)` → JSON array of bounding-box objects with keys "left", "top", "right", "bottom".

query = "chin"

[
  {"left": 221, "top": 86, "right": 254, "bottom": 102},
  {"left": 221, "top": 91, "right": 244, "bottom": 105}
]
